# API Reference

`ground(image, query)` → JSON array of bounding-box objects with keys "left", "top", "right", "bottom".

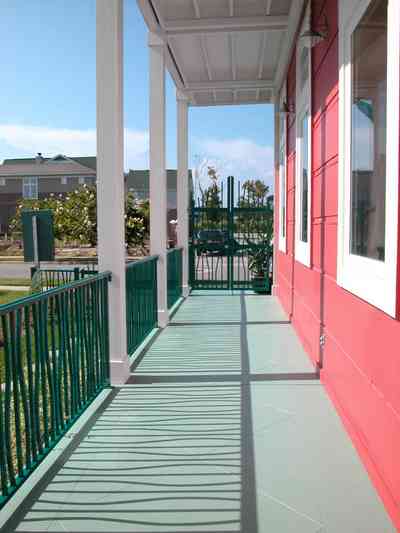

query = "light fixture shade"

[
  {"left": 300, "top": 29, "right": 326, "bottom": 48},
  {"left": 301, "top": 15, "right": 329, "bottom": 48},
  {"left": 279, "top": 101, "right": 294, "bottom": 115}
]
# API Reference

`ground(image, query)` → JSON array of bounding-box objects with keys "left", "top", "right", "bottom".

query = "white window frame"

[
  {"left": 338, "top": 0, "right": 400, "bottom": 317},
  {"left": 78, "top": 177, "right": 86, "bottom": 185},
  {"left": 278, "top": 86, "right": 287, "bottom": 253},
  {"left": 22, "top": 176, "right": 38, "bottom": 199},
  {"left": 0, "top": 178, "right": 5, "bottom": 186},
  {"left": 61, "top": 176, "right": 68, "bottom": 185},
  {"left": 295, "top": 5, "right": 312, "bottom": 266}
]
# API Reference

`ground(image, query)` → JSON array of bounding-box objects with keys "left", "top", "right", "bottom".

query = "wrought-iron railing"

[
  {"left": 0, "top": 272, "right": 111, "bottom": 508},
  {"left": 31, "top": 265, "right": 98, "bottom": 290},
  {"left": 126, "top": 256, "right": 158, "bottom": 356},
  {"left": 167, "top": 247, "right": 183, "bottom": 309}
]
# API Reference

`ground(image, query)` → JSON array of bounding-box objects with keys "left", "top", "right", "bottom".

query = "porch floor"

[{"left": 3, "top": 293, "right": 394, "bottom": 532}]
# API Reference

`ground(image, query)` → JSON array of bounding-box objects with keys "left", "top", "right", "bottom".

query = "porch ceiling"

[{"left": 137, "top": 0, "right": 305, "bottom": 106}]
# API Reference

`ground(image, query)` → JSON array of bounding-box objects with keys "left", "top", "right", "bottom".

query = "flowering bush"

[{"left": 10, "top": 186, "right": 149, "bottom": 251}]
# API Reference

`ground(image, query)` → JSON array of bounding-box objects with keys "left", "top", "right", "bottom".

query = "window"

[
  {"left": 0, "top": 178, "right": 5, "bottom": 186},
  {"left": 300, "top": 113, "right": 309, "bottom": 243},
  {"left": 61, "top": 176, "right": 68, "bottom": 185},
  {"left": 279, "top": 87, "right": 287, "bottom": 252},
  {"left": 295, "top": 5, "right": 312, "bottom": 266},
  {"left": 23, "top": 177, "right": 38, "bottom": 199},
  {"left": 338, "top": 0, "right": 400, "bottom": 316},
  {"left": 79, "top": 177, "right": 85, "bottom": 185}
]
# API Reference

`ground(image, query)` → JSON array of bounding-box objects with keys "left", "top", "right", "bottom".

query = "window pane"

[
  {"left": 279, "top": 113, "right": 286, "bottom": 239},
  {"left": 301, "top": 114, "right": 309, "bottom": 243},
  {"left": 350, "top": 0, "right": 387, "bottom": 261},
  {"left": 300, "top": 46, "right": 309, "bottom": 91},
  {"left": 23, "top": 177, "right": 38, "bottom": 199},
  {"left": 280, "top": 147, "right": 286, "bottom": 238}
]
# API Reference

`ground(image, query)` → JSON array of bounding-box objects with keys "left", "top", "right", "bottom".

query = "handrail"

[
  {"left": 167, "top": 246, "right": 183, "bottom": 254},
  {"left": 0, "top": 271, "right": 111, "bottom": 508},
  {"left": 0, "top": 271, "right": 112, "bottom": 314},
  {"left": 167, "top": 248, "right": 183, "bottom": 309},
  {"left": 126, "top": 255, "right": 159, "bottom": 268},
  {"left": 125, "top": 256, "right": 158, "bottom": 355}
]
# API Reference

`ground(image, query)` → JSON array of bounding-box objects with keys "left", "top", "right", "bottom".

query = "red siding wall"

[{"left": 274, "top": 0, "right": 400, "bottom": 528}]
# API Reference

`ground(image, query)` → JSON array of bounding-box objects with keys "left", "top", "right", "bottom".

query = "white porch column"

[
  {"left": 176, "top": 90, "right": 190, "bottom": 298},
  {"left": 96, "top": 0, "right": 129, "bottom": 384},
  {"left": 149, "top": 32, "right": 168, "bottom": 327},
  {"left": 272, "top": 99, "right": 280, "bottom": 296}
]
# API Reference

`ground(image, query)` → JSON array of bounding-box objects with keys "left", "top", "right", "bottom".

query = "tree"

[
  {"left": 239, "top": 179, "right": 269, "bottom": 207},
  {"left": 200, "top": 166, "right": 222, "bottom": 209},
  {"left": 10, "top": 185, "right": 150, "bottom": 252},
  {"left": 237, "top": 179, "right": 273, "bottom": 243}
]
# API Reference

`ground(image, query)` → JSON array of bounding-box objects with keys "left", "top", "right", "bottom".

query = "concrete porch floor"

[{"left": 1, "top": 293, "right": 394, "bottom": 532}]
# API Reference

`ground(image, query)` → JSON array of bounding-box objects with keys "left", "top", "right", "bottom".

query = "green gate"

[{"left": 189, "top": 176, "right": 273, "bottom": 291}]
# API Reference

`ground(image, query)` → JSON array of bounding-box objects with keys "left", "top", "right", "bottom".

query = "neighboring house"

[
  {"left": 126, "top": 169, "right": 193, "bottom": 244},
  {"left": 0, "top": 154, "right": 97, "bottom": 233},
  {"left": 0, "top": 157, "right": 192, "bottom": 238},
  {"left": 125, "top": 169, "right": 193, "bottom": 208}
]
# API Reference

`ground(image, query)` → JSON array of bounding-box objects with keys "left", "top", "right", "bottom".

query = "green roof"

[
  {"left": 71, "top": 157, "right": 97, "bottom": 170},
  {"left": 2, "top": 155, "right": 96, "bottom": 171},
  {"left": 125, "top": 169, "right": 193, "bottom": 191}
]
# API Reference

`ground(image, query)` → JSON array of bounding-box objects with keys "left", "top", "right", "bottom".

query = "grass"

[
  {"left": 0, "top": 290, "right": 28, "bottom": 306},
  {"left": 0, "top": 278, "right": 31, "bottom": 287}
]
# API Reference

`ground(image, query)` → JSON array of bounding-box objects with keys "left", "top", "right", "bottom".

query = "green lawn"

[
  {"left": 0, "top": 290, "right": 28, "bottom": 306},
  {"left": 0, "top": 277, "right": 31, "bottom": 287}
]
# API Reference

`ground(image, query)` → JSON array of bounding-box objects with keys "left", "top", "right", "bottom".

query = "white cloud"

[
  {"left": 193, "top": 137, "right": 274, "bottom": 185},
  {"left": 0, "top": 124, "right": 149, "bottom": 170}
]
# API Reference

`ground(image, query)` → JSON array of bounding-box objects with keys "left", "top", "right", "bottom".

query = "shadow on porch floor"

[{"left": 1, "top": 293, "right": 394, "bottom": 532}]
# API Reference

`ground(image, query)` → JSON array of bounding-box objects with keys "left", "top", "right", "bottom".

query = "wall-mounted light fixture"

[
  {"left": 300, "top": 14, "right": 329, "bottom": 48},
  {"left": 279, "top": 101, "right": 295, "bottom": 116}
]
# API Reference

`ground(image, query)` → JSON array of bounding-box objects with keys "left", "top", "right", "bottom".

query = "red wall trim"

[{"left": 274, "top": 0, "right": 400, "bottom": 527}]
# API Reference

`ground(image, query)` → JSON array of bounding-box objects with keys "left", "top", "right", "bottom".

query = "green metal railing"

[
  {"left": 0, "top": 272, "right": 111, "bottom": 508},
  {"left": 31, "top": 265, "right": 98, "bottom": 290},
  {"left": 167, "top": 247, "right": 183, "bottom": 309},
  {"left": 126, "top": 256, "right": 158, "bottom": 356}
]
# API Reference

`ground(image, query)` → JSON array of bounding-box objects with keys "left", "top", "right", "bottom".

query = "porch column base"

[
  {"left": 110, "top": 358, "right": 131, "bottom": 386},
  {"left": 182, "top": 285, "right": 190, "bottom": 298},
  {"left": 158, "top": 308, "right": 169, "bottom": 328}
]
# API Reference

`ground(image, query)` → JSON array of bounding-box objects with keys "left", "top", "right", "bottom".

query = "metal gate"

[{"left": 189, "top": 176, "right": 273, "bottom": 290}]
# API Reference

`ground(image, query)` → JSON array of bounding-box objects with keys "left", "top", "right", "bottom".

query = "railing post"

[
  {"left": 177, "top": 90, "right": 190, "bottom": 298},
  {"left": 149, "top": 32, "right": 168, "bottom": 327},
  {"left": 96, "top": 0, "right": 129, "bottom": 385}
]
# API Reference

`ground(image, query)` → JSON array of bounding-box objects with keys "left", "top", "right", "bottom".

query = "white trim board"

[
  {"left": 337, "top": 0, "right": 400, "bottom": 317},
  {"left": 278, "top": 84, "right": 288, "bottom": 253},
  {"left": 294, "top": 4, "right": 312, "bottom": 267}
]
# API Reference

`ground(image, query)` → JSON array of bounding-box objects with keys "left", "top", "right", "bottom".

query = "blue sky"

[{"left": 0, "top": 0, "right": 274, "bottom": 187}]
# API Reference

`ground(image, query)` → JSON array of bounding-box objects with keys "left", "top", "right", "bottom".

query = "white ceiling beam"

[
  {"left": 229, "top": 33, "right": 236, "bottom": 81},
  {"left": 192, "top": 0, "right": 201, "bottom": 19},
  {"left": 165, "top": 39, "right": 185, "bottom": 89},
  {"left": 258, "top": 31, "right": 267, "bottom": 79},
  {"left": 163, "top": 16, "right": 288, "bottom": 35},
  {"left": 190, "top": 97, "right": 272, "bottom": 108},
  {"left": 229, "top": 0, "right": 234, "bottom": 17},
  {"left": 136, "top": 0, "right": 160, "bottom": 33},
  {"left": 199, "top": 34, "right": 216, "bottom": 103},
  {"left": 200, "top": 35, "right": 213, "bottom": 81},
  {"left": 185, "top": 79, "right": 274, "bottom": 91},
  {"left": 266, "top": 0, "right": 274, "bottom": 15}
]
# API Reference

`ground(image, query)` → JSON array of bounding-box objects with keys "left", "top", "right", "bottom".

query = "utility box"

[{"left": 22, "top": 210, "right": 55, "bottom": 262}]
